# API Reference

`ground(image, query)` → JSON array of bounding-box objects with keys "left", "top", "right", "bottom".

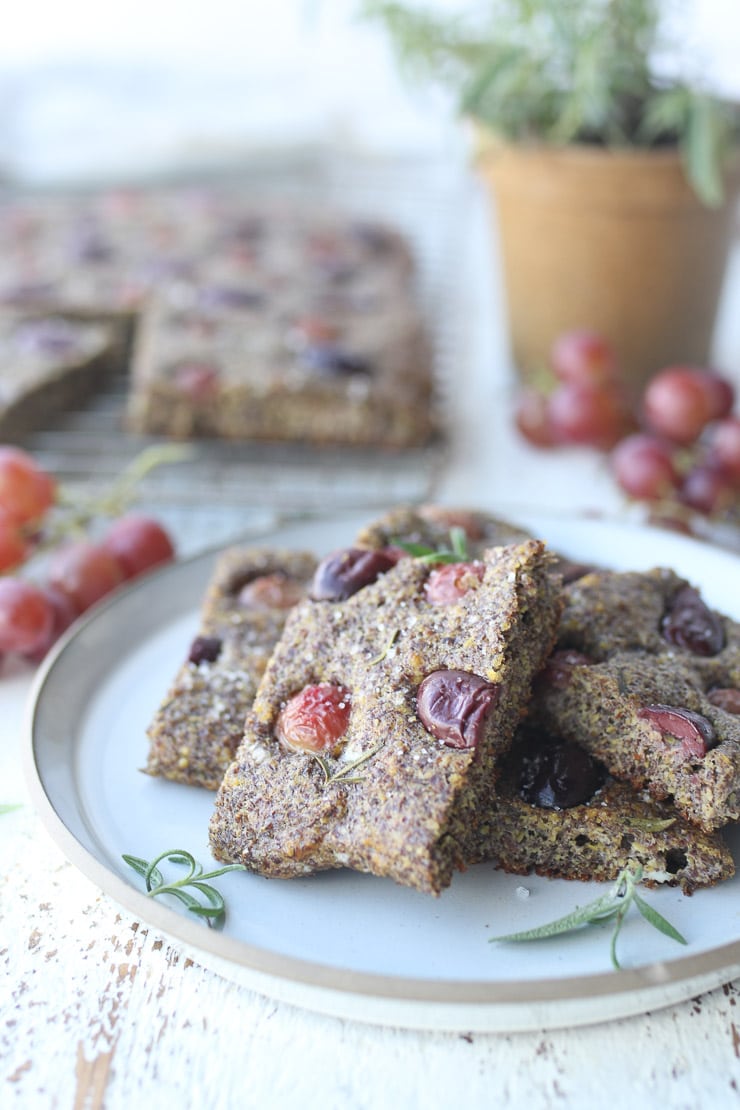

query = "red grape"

[
  {"left": 705, "top": 417, "right": 740, "bottom": 482},
  {"left": 276, "top": 683, "right": 351, "bottom": 755},
  {"left": 611, "top": 433, "right": 681, "bottom": 500},
  {"left": 173, "top": 362, "right": 220, "bottom": 401},
  {"left": 23, "top": 585, "right": 80, "bottom": 662},
  {"left": 0, "top": 507, "right": 30, "bottom": 571},
  {"left": 289, "top": 315, "right": 341, "bottom": 346},
  {"left": 547, "top": 382, "right": 632, "bottom": 449},
  {"left": 0, "top": 446, "right": 56, "bottom": 524},
  {"left": 550, "top": 329, "right": 617, "bottom": 386},
  {"left": 48, "top": 541, "right": 125, "bottom": 612},
  {"left": 424, "top": 562, "right": 485, "bottom": 605},
  {"left": 642, "top": 368, "right": 715, "bottom": 445},
  {"left": 238, "top": 573, "right": 304, "bottom": 610},
  {"left": 376, "top": 544, "right": 408, "bottom": 566},
  {"left": 698, "top": 370, "right": 735, "bottom": 420},
  {"left": 102, "top": 514, "right": 175, "bottom": 580},
  {"left": 0, "top": 578, "right": 54, "bottom": 654},
  {"left": 679, "top": 464, "right": 735, "bottom": 515},
  {"left": 515, "top": 388, "right": 556, "bottom": 447}
]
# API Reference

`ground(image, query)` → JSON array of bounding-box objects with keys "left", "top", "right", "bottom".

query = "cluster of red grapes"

[
  {"left": 515, "top": 331, "right": 634, "bottom": 450},
  {"left": 0, "top": 446, "right": 175, "bottom": 664},
  {"left": 516, "top": 330, "right": 740, "bottom": 520}
]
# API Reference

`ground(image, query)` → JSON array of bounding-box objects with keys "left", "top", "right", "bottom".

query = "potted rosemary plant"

[{"left": 364, "top": 0, "right": 740, "bottom": 390}]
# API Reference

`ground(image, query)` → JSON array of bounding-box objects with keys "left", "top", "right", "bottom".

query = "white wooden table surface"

[{"left": 5, "top": 177, "right": 740, "bottom": 1110}]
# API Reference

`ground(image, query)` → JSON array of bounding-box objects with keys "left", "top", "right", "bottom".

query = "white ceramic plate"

[{"left": 24, "top": 511, "right": 740, "bottom": 1032}]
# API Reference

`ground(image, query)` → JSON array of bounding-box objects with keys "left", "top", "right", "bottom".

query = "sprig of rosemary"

[
  {"left": 311, "top": 743, "right": 385, "bottom": 786},
  {"left": 393, "top": 526, "right": 469, "bottom": 565},
  {"left": 363, "top": 0, "right": 740, "bottom": 206},
  {"left": 490, "top": 862, "right": 687, "bottom": 969},
  {"left": 122, "top": 849, "right": 245, "bottom": 927}
]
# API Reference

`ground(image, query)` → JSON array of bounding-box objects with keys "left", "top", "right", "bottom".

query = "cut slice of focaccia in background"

[
  {"left": 0, "top": 310, "right": 121, "bottom": 441},
  {"left": 533, "top": 567, "right": 740, "bottom": 831},
  {"left": 209, "top": 539, "right": 562, "bottom": 895},
  {"left": 472, "top": 727, "right": 734, "bottom": 894},
  {"left": 145, "top": 547, "right": 316, "bottom": 789}
]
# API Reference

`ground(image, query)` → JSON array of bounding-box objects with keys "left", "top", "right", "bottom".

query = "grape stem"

[{"left": 27, "top": 445, "right": 191, "bottom": 553}]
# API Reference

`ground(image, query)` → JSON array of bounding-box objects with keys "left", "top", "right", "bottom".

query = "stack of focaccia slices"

[{"left": 144, "top": 504, "right": 736, "bottom": 895}]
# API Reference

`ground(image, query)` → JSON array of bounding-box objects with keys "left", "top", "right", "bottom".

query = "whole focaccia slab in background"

[
  {"left": 209, "top": 539, "right": 562, "bottom": 895},
  {"left": 145, "top": 547, "right": 316, "bottom": 789},
  {"left": 123, "top": 206, "right": 435, "bottom": 448},
  {"left": 0, "top": 190, "right": 435, "bottom": 448}
]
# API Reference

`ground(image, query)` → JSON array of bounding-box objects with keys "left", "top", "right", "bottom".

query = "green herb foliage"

[
  {"left": 491, "top": 862, "right": 687, "bottom": 969},
  {"left": 393, "top": 525, "right": 469, "bottom": 564},
  {"left": 0, "top": 804, "right": 20, "bottom": 815},
  {"left": 363, "top": 0, "right": 740, "bottom": 204},
  {"left": 122, "top": 849, "right": 245, "bottom": 926}
]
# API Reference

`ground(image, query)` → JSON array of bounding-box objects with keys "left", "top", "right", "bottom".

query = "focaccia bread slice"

[
  {"left": 354, "top": 503, "right": 533, "bottom": 554},
  {"left": 354, "top": 503, "right": 596, "bottom": 584},
  {"left": 209, "top": 539, "right": 562, "bottom": 895},
  {"left": 125, "top": 207, "right": 434, "bottom": 448},
  {"left": 145, "top": 546, "right": 316, "bottom": 789},
  {"left": 141, "top": 505, "right": 537, "bottom": 793},
  {"left": 474, "top": 727, "right": 734, "bottom": 894},
  {"left": 533, "top": 567, "right": 740, "bottom": 831}
]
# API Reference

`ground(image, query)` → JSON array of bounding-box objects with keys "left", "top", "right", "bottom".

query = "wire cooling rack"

[{"left": 10, "top": 149, "right": 471, "bottom": 546}]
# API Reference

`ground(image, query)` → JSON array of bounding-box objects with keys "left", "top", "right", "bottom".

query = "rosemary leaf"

[
  {"left": 393, "top": 527, "right": 470, "bottom": 565},
  {"left": 623, "top": 816, "right": 676, "bottom": 833},
  {"left": 393, "top": 540, "right": 434, "bottom": 557},
  {"left": 633, "top": 892, "right": 688, "bottom": 946},
  {"left": 198, "top": 864, "right": 255, "bottom": 882},
  {"left": 166, "top": 887, "right": 204, "bottom": 914},
  {"left": 415, "top": 552, "right": 463, "bottom": 565},
  {"left": 311, "top": 754, "right": 333, "bottom": 783},
  {"left": 122, "top": 853, "right": 158, "bottom": 882},
  {"left": 492, "top": 887, "right": 621, "bottom": 942},
  {"left": 189, "top": 882, "right": 226, "bottom": 917},
  {"left": 0, "top": 804, "right": 20, "bottom": 815},
  {"left": 450, "top": 526, "right": 468, "bottom": 559},
  {"left": 609, "top": 900, "right": 631, "bottom": 970},
  {"left": 367, "top": 628, "right": 399, "bottom": 666},
  {"left": 684, "top": 93, "right": 725, "bottom": 208}
]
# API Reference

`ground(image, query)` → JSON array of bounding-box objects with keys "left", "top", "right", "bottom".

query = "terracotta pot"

[{"left": 477, "top": 141, "right": 740, "bottom": 392}]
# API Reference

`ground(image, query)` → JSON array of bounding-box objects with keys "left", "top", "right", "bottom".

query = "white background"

[{"left": 1, "top": 0, "right": 739, "bottom": 182}]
